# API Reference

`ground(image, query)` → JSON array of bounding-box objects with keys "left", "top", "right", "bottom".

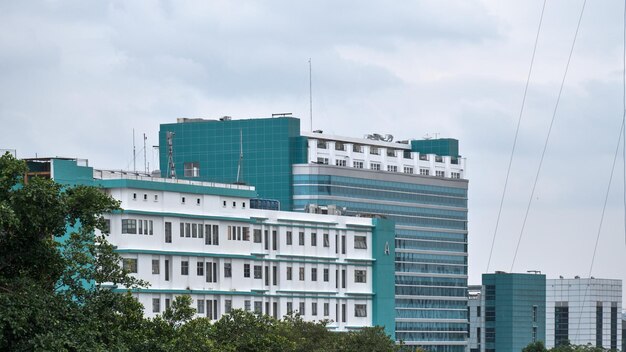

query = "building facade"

[
  {"left": 467, "top": 273, "right": 546, "bottom": 352},
  {"left": 27, "top": 158, "right": 396, "bottom": 337},
  {"left": 159, "top": 117, "right": 469, "bottom": 351},
  {"left": 546, "top": 278, "right": 622, "bottom": 350}
]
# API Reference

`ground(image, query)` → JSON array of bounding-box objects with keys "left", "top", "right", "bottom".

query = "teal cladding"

[
  {"left": 159, "top": 117, "right": 306, "bottom": 210},
  {"left": 483, "top": 273, "right": 546, "bottom": 352},
  {"left": 51, "top": 159, "right": 95, "bottom": 186},
  {"left": 97, "top": 179, "right": 257, "bottom": 198},
  {"left": 411, "top": 138, "right": 459, "bottom": 157},
  {"left": 372, "top": 218, "right": 396, "bottom": 340}
]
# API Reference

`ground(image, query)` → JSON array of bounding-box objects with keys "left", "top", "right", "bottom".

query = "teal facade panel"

[
  {"left": 372, "top": 218, "right": 396, "bottom": 340},
  {"left": 411, "top": 138, "right": 459, "bottom": 157}
]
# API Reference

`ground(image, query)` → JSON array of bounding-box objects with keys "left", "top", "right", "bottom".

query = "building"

[
  {"left": 467, "top": 272, "right": 546, "bottom": 352},
  {"left": 25, "top": 157, "right": 397, "bottom": 337},
  {"left": 546, "top": 277, "right": 622, "bottom": 350},
  {"left": 159, "top": 116, "right": 469, "bottom": 351}
]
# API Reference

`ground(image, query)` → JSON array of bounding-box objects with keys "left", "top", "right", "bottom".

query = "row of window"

[
  {"left": 316, "top": 157, "right": 460, "bottom": 178},
  {"left": 122, "top": 219, "right": 154, "bottom": 235},
  {"left": 317, "top": 140, "right": 412, "bottom": 159}
]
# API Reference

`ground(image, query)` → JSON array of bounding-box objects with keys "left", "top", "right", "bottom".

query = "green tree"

[{"left": 524, "top": 341, "right": 548, "bottom": 352}]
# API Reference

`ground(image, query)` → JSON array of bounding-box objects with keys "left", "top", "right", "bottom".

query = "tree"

[{"left": 524, "top": 341, "right": 548, "bottom": 352}]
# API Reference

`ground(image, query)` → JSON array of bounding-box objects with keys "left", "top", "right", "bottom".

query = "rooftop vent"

[{"left": 219, "top": 116, "right": 232, "bottom": 121}]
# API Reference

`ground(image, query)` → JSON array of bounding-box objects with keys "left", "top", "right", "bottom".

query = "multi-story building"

[
  {"left": 467, "top": 272, "right": 546, "bottom": 352},
  {"left": 159, "top": 116, "right": 469, "bottom": 351},
  {"left": 546, "top": 277, "right": 622, "bottom": 350},
  {"left": 24, "top": 157, "right": 396, "bottom": 337}
]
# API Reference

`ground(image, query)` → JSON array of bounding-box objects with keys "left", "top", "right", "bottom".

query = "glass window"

[
  {"left": 253, "top": 229, "right": 262, "bottom": 243},
  {"left": 123, "top": 258, "right": 137, "bottom": 273},
  {"left": 244, "top": 300, "right": 251, "bottom": 311},
  {"left": 324, "top": 303, "right": 329, "bottom": 316},
  {"left": 254, "top": 301, "right": 262, "bottom": 314},
  {"left": 323, "top": 269, "right": 329, "bottom": 282},
  {"left": 197, "top": 262, "right": 204, "bottom": 276},
  {"left": 254, "top": 265, "right": 262, "bottom": 279},
  {"left": 370, "top": 147, "right": 379, "bottom": 155},
  {"left": 224, "top": 263, "right": 232, "bottom": 278},
  {"left": 323, "top": 234, "right": 329, "bottom": 247},
  {"left": 370, "top": 162, "right": 380, "bottom": 171},
  {"left": 311, "top": 233, "right": 317, "bottom": 246},
  {"left": 353, "top": 161, "right": 364, "bottom": 169},
  {"left": 183, "top": 161, "right": 200, "bottom": 177},
  {"left": 152, "top": 259, "right": 160, "bottom": 274},
  {"left": 121, "top": 219, "right": 137, "bottom": 234},
  {"left": 244, "top": 264, "right": 250, "bottom": 278},
  {"left": 181, "top": 261, "right": 189, "bottom": 275},
  {"left": 152, "top": 298, "right": 160, "bottom": 313},
  {"left": 335, "top": 142, "right": 345, "bottom": 151},
  {"left": 165, "top": 222, "right": 172, "bottom": 243},
  {"left": 353, "top": 144, "right": 363, "bottom": 153},
  {"left": 354, "top": 236, "right": 367, "bottom": 249},
  {"left": 311, "top": 268, "right": 317, "bottom": 281},
  {"left": 299, "top": 267, "right": 305, "bottom": 281},
  {"left": 225, "top": 300, "right": 232, "bottom": 313},
  {"left": 287, "top": 267, "right": 292, "bottom": 280},
  {"left": 197, "top": 299, "right": 204, "bottom": 314},
  {"left": 355, "top": 304, "right": 366, "bottom": 317},
  {"left": 286, "top": 231, "right": 292, "bottom": 245},
  {"left": 299, "top": 302, "right": 305, "bottom": 315},
  {"left": 299, "top": 232, "right": 305, "bottom": 246},
  {"left": 386, "top": 149, "right": 396, "bottom": 157},
  {"left": 403, "top": 166, "right": 414, "bottom": 174},
  {"left": 354, "top": 269, "right": 366, "bottom": 283},
  {"left": 317, "top": 140, "right": 327, "bottom": 149}
]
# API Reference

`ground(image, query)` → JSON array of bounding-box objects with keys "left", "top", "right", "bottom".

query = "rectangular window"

[
  {"left": 198, "top": 224, "right": 203, "bottom": 238},
  {"left": 353, "top": 144, "right": 363, "bottom": 153},
  {"left": 138, "top": 220, "right": 143, "bottom": 235},
  {"left": 123, "top": 258, "right": 137, "bottom": 273},
  {"left": 299, "top": 267, "right": 305, "bottom": 281},
  {"left": 272, "top": 230, "right": 277, "bottom": 251},
  {"left": 370, "top": 162, "right": 380, "bottom": 171},
  {"left": 287, "top": 267, "right": 292, "bottom": 280},
  {"left": 335, "top": 159, "right": 346, "bottom": 167},
  {"left": 197, "top": 299, "right": 205, "bottom": 314},
  {"left": 254, "top": 265, "right": 262, "bottom": 279},
  {"left": 264, "top": 266, "right": 269, "bottom": 286},
  {"left": 323, "top": 269, "right": 329, "bottom": 282},
  {"left": 311, "top": 268, "right": 317, "bottom": 281},
  {"left": 341, "top": 269, "right": 346, "bottom": 289},
  {"left": 180, "top": 223, "right": 185, "bottom": 238},
  {"left": 485, "top": 306, "right": 495, "bottom": 322},
  {"left": 287, "top": 302, "right": 293, "bottom": 314},
  {"left": 386, "top": 149, "right": 396, "bottom": 157},
  {"left": 403, "top": 166, "right": 414, "bottom": 174},
  {"left": 477, "top": 306, "right": 481, "bottom": 317},
  {"left": 311, "top": 233, "right": 317, "bottom": 246},
  {"left": 205, "top": 225, "right": 212, "bottom": 245},
  {"left": 254, "top": 301, "right": 262, "bottom": 314},
  {"left": 436, "top": 170, "right": 445, "bottom": 177},
  {"left": 152, "top": 298, "right": 160, "bottom": 313},
  {"left": 244, "top": 264, "right": 250, "bottom": 278},
  {"left": 244, "top": 300, "right": 251, "bottom": 311},
  {"left": 192, "top": 223, "right": 197, "bottom": 238},
  {"left": 197, "top": 262, "right": 204, "bottom": 276},
  {"left": 183, "top": 161, "right": 200, "bottom": 177},
  {"left": 207, "top": 300, "right": 213, "bottom": 320},
  {"left": 486, "top": 328, "right": 496, "bottom": 344},
  {"left": 335, "top": 142, "right": 345, "bottom": 151},
  {"left": 152, "top": 259, "right": 160, "bottom": 274},
  {"left": 164, "top": 259, "right": 169, "bottom": 281},
  {"left": 165, "top": 222, "right": 172, "bottom": 243},
  {"left": 185, "top": 223, "right": 190, "bottom": 238},
  {"left": 387, "top": 165, "right": 397, "bottom": 172},
  {"left": 370, "top": 147, "right": 379, "bottom": 155},
  {"left": 254, "top": 229, "right": 262, "bottom": 243},
  {"left": 317, "top": 140, "right": 327, "bottom": 149},
  {"left": 419, "top": 168, "right": 430, "bottom": 176},
  {"left": 403, "top": 150, "right": 412, "bottom": 159},
  {"left": 342, "top": 304, "right": 346, "bottom": 322},
  {"left": 299, "top": 302, "right": 305, "bottom": 316},
  {"left": 224, "top": 263, "right": 232, "bottom": 278},
  {"left": 451, "top": 172, "right": 461, "bottom": 179},
  {"left": 102, "top": 218, "right": 110, "bottom": 234},
  {"left": 533, "top": 305, "right": 538, "bottom": 323},
  {"left": 324, "top": 303, "right": 329, "bottom": 316},
  {"left": 354, "top": 269, "right": 366, "bottom": 283},
  {"left": 181, "top": 261, "right": 189, "bottom": 275},
  {"left": 323, "top": 233, "right": 329, "bottom": 247},
  {"left": 286, "top": 231, "right": 292, "bottom": 245},
  {"left": 312, "top": 302, "right": 318, "bottom": 316},
  {"left": 299, "top": 232, "right": 305, "bottom": 246},
  {"left": 272, "top": 266, "right": 277, "bottom": 286},
  {"left": 225, "top": 300, "right": 232, "bottom": 314},
  {"left": 121, "top": 219, "right": 137, "bottom": 234},
  {"left": 353, "top": 161, "right": 363, "bottom": 169},
  {"left": 181, "top": 196, "right": 186, "bottom": 204},
  {"left": 316, "top": 157, "right": 329, "bottom": 165},
  {"left": 341, "top": 235, "right": 346, "bottom": 254},
  {"left": 611, "top": 303, "right": 618, "bottom": 350},
  {"left": 354, "top": 236, "right": 367, "bottom": 249},
  {"left": 355, "top": 304, "right": 366, "bottom": 317},
  {"left": 335, "top": 235, "right": 338, "bottom": 254},
  {"left": 213, "top": 225, "right": 219, "bottom": 245}
]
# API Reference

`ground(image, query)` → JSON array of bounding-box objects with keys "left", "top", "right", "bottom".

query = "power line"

[
  {"left": 486, "top": 0, "right": 547, "bottom": 273},
  {"left": 510, "top": 0, "right": 587, "bottom": 272}
]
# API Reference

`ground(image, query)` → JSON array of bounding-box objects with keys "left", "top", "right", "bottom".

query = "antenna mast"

[
  {"left": 166, "top": 131, "right": 176, "bottom": 178},
  {"left": 132, "top": 128, "right": 136, "bottom": 172},
  {"left": 309, "top": 58, "right": 313, "bottom": 131},
  {"left": 236, "top": 129, "right": 244, "bottom": 183},
  {"left": 143, "top": 133, "right": 147, "bottom": 173}
]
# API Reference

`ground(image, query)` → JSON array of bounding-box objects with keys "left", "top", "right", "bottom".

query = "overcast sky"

[{"left": 2, "top": 0, "right": 626, "bottom": 289}]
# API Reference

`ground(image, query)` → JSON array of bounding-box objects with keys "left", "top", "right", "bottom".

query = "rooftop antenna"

[
  {"left": 143, "top": 133, "right": 147, "bottom": 173},
  {"left": 236, "top": 129, "right": 244, "bottom": 184},
  {"left": 132, "top": 128, "right": 136, "bottom": 172},
  {"left": 309, "top": 58, "right": 313, "bottom": 132},
  {"left": 166, "top": 131, "right": 176, "bottom": 178}
]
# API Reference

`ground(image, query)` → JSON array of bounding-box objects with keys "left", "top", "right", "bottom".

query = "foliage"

[
  {"left": 523, "top": 341, "right": 615, "bottom": 352},
  {"left": 0, "top": 152, "right": 400, "bottom": 351}
]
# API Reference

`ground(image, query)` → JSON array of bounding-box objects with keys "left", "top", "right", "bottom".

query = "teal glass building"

[
  {"left": 159, "top": 117, "right": 469, "bottom": 351},
  {"left": 482, "top": 273, "right": 546, "bottom": 352}
]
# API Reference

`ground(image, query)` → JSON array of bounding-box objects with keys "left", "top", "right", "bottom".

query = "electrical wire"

[
  {"left": 486, "top": 0, "right": 548, "bottom": 273},
  {"left": 510, "top": 0, "right": 587, "bottom": 272}
]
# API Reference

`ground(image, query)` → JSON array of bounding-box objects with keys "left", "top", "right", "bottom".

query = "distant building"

[
  {"left": 467, "top": 272, "right": 546, "bottom": 352},
  {"left": 546, "top": 277, "right": 622, "bottom": 350},
  {"left": 159, "top": 117, "right": 469, "bottom": 350}
]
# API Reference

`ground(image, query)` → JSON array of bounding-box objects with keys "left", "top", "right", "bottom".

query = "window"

[
  {"left": 272, "top": 231, "right": 277, "bottom": 250},
  {"left": 123, "top": 258, "right": 137, "bottom": 273},
  {"left": 299, "top": 232, "right": 305, "bottom": 246},
  {"left": 299, "top": 302, "right": 305, "bottom": 315},
  {"left": 181, "top": 261, "right": 189, "bottom": 275},
  {"left": 312, "top": 302, "right": 318, "bottom": 316},
  {"left": 196, "top": 198, "right": 201, "bottom": 205},
  {"left": 353, "top": 161, "right": 363, "bottom": 169},
  {"left": 243, "top": 227, "right": 250, "bottom": 241},
  {"left": 254, "top": 229, "right": 262, "bottom": 243},
  {"left": 224, "top": 263, "right": 232, "bottom": 278},
  {"left": 335, "top": 142, "right": 345, "bottom": 151},
  {"left": 244, "top": 300, "right": 251, "bottom": 311},
  {"left": 254, "top": 265, "right": 262, "bottom": 279},
  {"left": 183, "top": 162, "right": 200, "bottom": 177},
  {"left": 419, "top": 154, "right": 429, "bottom": 161},
  {"left": 287, "top": 267, "right": 292, "bottom": 280},
  {"left": 355, "top": 304, "right": 367, "bottom": 317},
  {"left": 403, "top": 150, "right": 412, "bottom": 159},
  {"left": 225, "top": 300, "right": 232, "bottom": 313},
  {"left": 485, "top": 306, "right": 496, "bottom": 322},
  {"left": 143, "top": 194, "right": 147, "bottom": 201},
  {"left": 477, "top": 306, "right": 481, "bottom": 317},
  {"left": 311, "top": 233, "right": 317, "bottom": 246},
  {"left": 192, "top": 224, "right": 197, "bottom": 238},
  {"left": 242, "top": 202, "right": 246, "bottom": 208},
  {"left": 403, "top": 166, "right": 414, "bottom": 174},
  {"left": 264, "top": 230, "right": 269, "bottom": 250},
  {"left": 133, "top": 193, "right": 137, "bottom": 200},
  {"left": 212, "top": 225, "right": 219, "bottom": 245},
  {"left": 122, "top": 219, "right": 137, "bottom": 234},
  {"left": 387, "top": 165, "right": 397, "bottom": 172},
  {"left": 341, "top": 235, "right": 346, "bottom": 254},
  {"left": 154, "top": 194, "right": 158, "bottom": 201},
  {"left": 532, "top": 305, "right": 538, "bottom": 322},
  {"left": 370, "top": 162, "right": 380, "bottom": 171},
  {"left": 165, "top": 222, "right": 172, "bottom": 243},
  {"left": 286, "top": 231, "right": 292, "bottom": 245},
  {"left": 272, "top": 266, "right": 277, "bottom": 285},
  {"left": 451, "top": 172, "right": 461, "bottom": 179},
  {"left": 323, "top": 233, "right": 329, "bottom": 247},
  {"left": 102, "top": 219, "right": 110, "bottom": 234},
  {"left": 354, "top": 236, "right": 367, "bottom": 249},
  {"left": 316, "top": 157, "right": 329, "bottom": 165},
  {"left": 311, "top": 268, "right": 317, "bottom": 281},
  {"left": 164, "top": 260, "right": 169, "bottom": 281},
  {"left": 324, "top": 303, "right": 329, "bottom": 316},
  {"left": 244, "top": 264, "right": 250, "bottom": 278},
  {"left": 223, "top": 200, "right": 226, "bottom": 207},
  {"left": 435, "top": 155, "right": 443, "bottom": 162},
  {"left": 353, "top": 144, "right": 363, "bottom": 153},
  {"left": 153, "top": 298, "right": 160, "bottom": 313},
  {"left": 152, "top": 259, "right": 160, "bottom": 274},
  {"left": 335, "top": 159, "right": 347, "bottom": 167},
  {"left": 370, "top": 147, "right": 379, "bottom": 155},
  {"left": 419, "top": 168, "right": 430, "bottom": 176},
  {"left": 354, "top": 270, "right": 366, "bottom": 283},
  {"left": 317, "top": 140, "right": 327, "bottom": 149},
  {"left": 287, "top": 302, "right": 293, "bottom": 314},
  {"left": 254, "top": 301, "right": 262, "bottom": 314},
  {"left": 181, "top": 196, "right": 186, "bottom": 204},
  {"left": 197, "top": 299, "right": 205, "bottom": 314},
  {"left": 198, "top": 224, "right": 204, "bottom": 238},
  {"left": 386, "top": 149, "right": 396, "bottom": 157},
  {"left": 180, "top": 223, "right": 184, "bottom": 238},
  {"left": 436, "top": 170, "right": 445, "bottom": 177},
  {"left": 185, "top": 223, "right": 190, "bottom": 237},
  {"left": 197, "top": 262, "right": 204, "bottom": 276},
  {"left": 323, "top": 268, "right": 329, "bottom": 282},
  {"left": 341, "top": 269, "right": 346, "bottom": 288},
  {"left": 299, "top": 267, "right": 305, "bottom": 281},
  {"left": 232, "top": 201, "right": 236, "bottom": 208},
  {"left": 342, "top": 304, "right": 346, "bottom": 322}
]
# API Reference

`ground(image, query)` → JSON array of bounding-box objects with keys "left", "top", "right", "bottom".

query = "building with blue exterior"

[
  {"left": 159, "top": 116, "right": 469, "bottom": 351},
  {"left": 24, "top": 157, "right": 397, "bottom": 337},
  {"left": 468, "top": 272, "right": 546, "bottom": 352}
]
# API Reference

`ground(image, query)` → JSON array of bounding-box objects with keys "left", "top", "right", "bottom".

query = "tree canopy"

[{"left": 0, "top": 153, "right": 402, "bottom": 351}]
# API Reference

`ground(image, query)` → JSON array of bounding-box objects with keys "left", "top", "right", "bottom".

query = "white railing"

[{"left": 93, "top": 169, "right": 255, "bottom": 191}]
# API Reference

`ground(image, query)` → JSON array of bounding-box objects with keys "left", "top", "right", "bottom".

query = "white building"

[
  {"left": 546, "top": 277, "right": 622, "bottom": 350},
  {"left": 91, "top": 168, "right": 396, "bottom": 333}
]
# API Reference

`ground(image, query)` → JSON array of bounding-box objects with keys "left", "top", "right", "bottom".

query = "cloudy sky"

[{"left": 2, "top": 0, "right": 626, "bottom": 288}]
